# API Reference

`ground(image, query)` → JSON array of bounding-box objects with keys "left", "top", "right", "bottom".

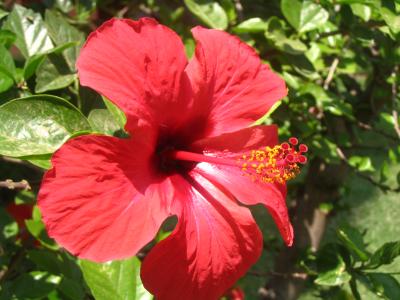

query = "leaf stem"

[{"left": 74, "top": 78, "right": 82, "bottom": 110}]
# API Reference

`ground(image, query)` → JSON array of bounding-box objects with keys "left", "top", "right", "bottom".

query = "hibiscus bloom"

[{"left": 38, "top": 18, "right": 307, "bottom": 299}]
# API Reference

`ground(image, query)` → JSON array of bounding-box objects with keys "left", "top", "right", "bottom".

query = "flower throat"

[{"left": 168, "top": 137, "right": 308, "bottom": 184}]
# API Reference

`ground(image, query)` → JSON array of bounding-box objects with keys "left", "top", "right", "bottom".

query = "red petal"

[
  {"left": 6, "top": 203, "right": 33, "bottom": 228},
  {"left": 186, "top": 27, "right": 287, "bottom": 137},
  {"left": 190, "top": 124, "right": 278, "bottom": 153},
  {"left": 76, "top": 18, "right": 191, "bottom": 133},
  {"left": 141, "top": 173, "right": 262, "bottom": 300},
  {"left": 191, "top": 126, "right": 294, "bottom": 246},
  {"left": 38, "top": 132, "right": 179, "bottom": 262}
]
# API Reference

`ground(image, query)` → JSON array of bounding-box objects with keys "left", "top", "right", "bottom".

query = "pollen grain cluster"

[{"left": 239, "top": 137, "right": 308, "bottom": 184}]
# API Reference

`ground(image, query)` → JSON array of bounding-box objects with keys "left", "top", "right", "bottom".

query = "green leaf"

[
  {"left": 3, "top": 4, "right": 53, "bottom": 58},
  {"left": 54, "top": 0, "right": 74, "bottom": 13},
  {"left": 184, "top": 0, "right": 228, "bottom": 30},
  {"left": 25, "top": 218, "right": 59, "bottom": 250},
  {"left": 0, "top": 8, "right": 8, "bottom": 20},
  {"left": 0, "top": 207, "right": 18, "bottom": 242},
  {"left": 315, "top": 244, "right": 352, "bottom": 286},
  {"left": 28, "top": 249, "right": 63, "bottom": 273},
  {"left": 103, "top": 97, "right": 127, "bottom": 130},
  {"left": 380, "top": 0, "right": 400, "bottom": 34},
  {"left": 315, "top": 267, "right": 352, "bottom": 286},
  {"left": 220, "top": 0, "right": 236, "bottom": 23},
  {"left": 0, "top": 44, "right": 16, "bottom": 79},
  {"left": 368, "top": 241, "right": 400, "bottom": 269},
  {"left": 45, "top": 10, "right": 85, "bottom": 71},
  {"left": 265, "top": 17, "right": 308, "bottom": 55},
  {"left": 0, "top": 29, "right": 17, "bottom": 47},
  {"left": 0, "top": 73, "right": 14, "bottom": 94},
  {"left": 88, "top": 109, "right": 123, "bottom": 136},
  {"left": 80, "top": 256, "right": 153, "bottom": 300},
  {"left": 58, "top": 277, "right": 85, "bottom": 300},
  {"left": 0, "top": 95, "right": 91, "bottom": 157},
  {"left": 8, "top": 272, "right": 59, "bottom": 299},
  {"left": 337, "top": 225, "right": 369, "bottom": 262},
  {"left": 23, "top": 41, "right": 77, "bottom": 80},
  {"left": 26, "top": 155, "right": 52, "bottom": 170},
  {"left": 0, "top": 46, "right": 15, "bottom": 93},
  {"left": 35, "top": 53, "right": 76, "bottom": 93},
  {"left": 363, "top": 273, "right": 400, "bottom": 300},
  {"left": 348, "top": 156, "right": 375, "bottom": 172},
  {"left": 351, "top": 4, "right": 372, "bottom": 21},
  {"left": 234, "top": 18, "right": 269, "bottom": 33},
  {"left": 281, "top": 0, "right": 329, "bottom": 33}
]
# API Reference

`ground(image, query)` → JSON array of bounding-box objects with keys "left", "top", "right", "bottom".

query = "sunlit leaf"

[
  {"left": 0, "top": 95, "right": 91, "bottom": 157},
  {"left": 80, "top": 256, "right": 153, "bottom": 300},
  {"left": 184, "top": 0, "right": 228, "bottom": 29},
  {"left": 3, "top": 4, "right": 53, "bottom": 58},
  {"left": 281, "top": 0, "right": 329, "bottom": 33}
]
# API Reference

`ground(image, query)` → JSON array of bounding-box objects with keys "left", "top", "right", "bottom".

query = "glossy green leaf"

[
  {"left": 351, "top": 3, "right": 372, "bottom": 21},
  {"left": 281, "top": 0, "right": 329, "bottom": 33},
  {"left": 0, "top": 29, "right": 17, "bottom": 47},
  {"left": 6, "top": 272, "right": 59, "bottom": 299},
  {"left": 58, "top": 277, "right": 85, "bottom": 300},
  {"left": 184, "top": 0, "right": 228, "bottom": 30},
  {"left": 0, "top": 44, "right": 16, "bottom": 79},
  {"left": 337, "top": 225, "right": 369, "bottom": 262},
  {"left": 103, "top": 97, "right": 127, "bottom": 130},
  {"left": 25, "top": 219, "right": 59, "bottom": 250},
  {"left": 35, "top": 53, "right": 76, "bottom": 93},
  {"left": 45, "top": 10, "right": 84, "bottom": 71},
  {"left": 220, "top": 0, "right": 236, "bottom": 23},
  {"left": 380, "top": 0, "right": 400, "bottom": 34},
  {"left": 368, "top": 241, "right": 400, "bottom": 269},
  {"left": 26, "top": 154, "right": 52, "bottom": 170},
  {"left": 265, "top": 17, "right": 308, "bottom": 55},
  {"left": 80, "top": 256, "right": 153, "bottom": 300},
  {"left": 0, "top": 46, "right": 15, "bottom": 93},
  {"left": 54, "top": 0, "right": 74, "bottom": 13},
  {"left": 234, "top": 18, "right": 269, "bottom": 33},
  {"left": 88, "top": 109, "right": 123, "bottom": 136},
  {"left": 363, "top": 273, "right": 400, "bottom": 300},
  {"left": 3, "top": 4, "right": 53, "bottom": 58},
  {"left": 315, "top": 267, "right": 352, "bottom": 286},
  {"left": 315, "top": 244, "right": 352, "bottom": 286},
  {"left": 0, "top": 73, "right": 14, "bottom": 94},
  {"left": 0, "top": 95, "right": 91, "bottom": 157},
  {"left": 348, "top": 156, "right": 375, "bottom": 172},
  {"left": 0, "top": 8, "right": 8, "bottom": 20},
  {"left": 23, "top": 41, "right": 76, "bottom": 80}
]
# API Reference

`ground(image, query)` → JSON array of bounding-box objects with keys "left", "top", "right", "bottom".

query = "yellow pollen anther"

[{"left": 238, "top": 139, "right": 308, "bottom": 184}]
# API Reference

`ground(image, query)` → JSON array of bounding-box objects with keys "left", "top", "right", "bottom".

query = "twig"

[
  {"left": 316, "top": 30, "right": 341, "bottom": 41},
  {"left": 233, "top": 0, "right": 244, "bottom": 22},
  {"left": 0, "top": 249, "right": 25, "bottom": 283},
  {"left": 1, "top": 156, "right": 44, "bottom": 172},
  {"left": 0, "top": 179, "right": 31, "bottom": 191},
  {"left": 336, "top": 148, "right": 400, "bottom": 193},
  {"left": 249, "top": 270, "right": 307, "bottom": 279},
  {"left": 391, "top": 65, "right": 400, "bottom": 139},
  {"left": 356, "top": 121, "right": 398, "bottom": 142},
  {"left": 323, "top": 58, "right": 339, "bottom": 90},
  {"left": 262, "top": 159, "right": 347, "bottom": 300}
]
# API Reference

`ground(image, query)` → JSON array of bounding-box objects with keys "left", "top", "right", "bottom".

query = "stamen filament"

[
  {"left": 168, "top": 137, "right": 307, "bottom": 184},
  {"left": 169, "top": 150, "right": 238, "bottom": 167}
]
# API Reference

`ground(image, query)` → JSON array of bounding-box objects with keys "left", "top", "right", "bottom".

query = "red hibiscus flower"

[
  {"left": 6, "top": 203, "right": 34, "bottom": 242},
  {"left": 224, "top": 286, "right": 245, "bottom": 300},
  {"left": 38, "top": 18, "right": 307, "bottom": 300}
]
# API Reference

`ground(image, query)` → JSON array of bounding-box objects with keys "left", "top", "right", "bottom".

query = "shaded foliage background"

[{"left": 0, "top": 0, "right": 399, "bottom": 299}]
